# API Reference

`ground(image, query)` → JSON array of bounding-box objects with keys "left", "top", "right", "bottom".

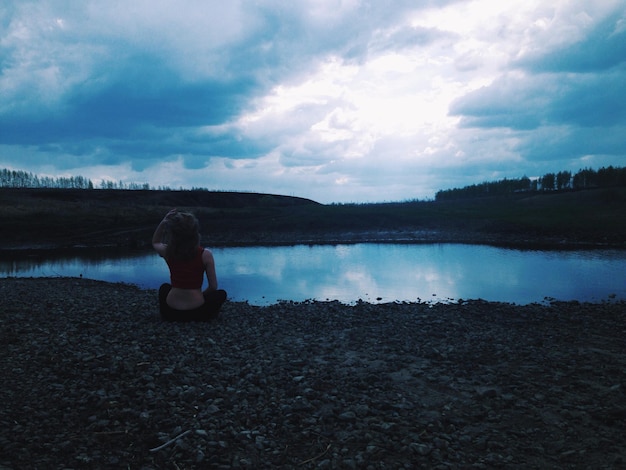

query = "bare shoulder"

[
  {"left": 202, "top": 248, "right": 215, "bottom": 264},
  {"left": 153, "top": 242, "right": 167, "bottom": 257}
]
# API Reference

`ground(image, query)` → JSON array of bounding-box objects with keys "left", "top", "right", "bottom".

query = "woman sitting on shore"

[{"left": 152, "top": 209, "right": 227, "bottom": 321}]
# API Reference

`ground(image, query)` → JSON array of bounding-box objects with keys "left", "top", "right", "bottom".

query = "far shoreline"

[{"left": 1, "top": 228, "right": 624, "bottom": 255}]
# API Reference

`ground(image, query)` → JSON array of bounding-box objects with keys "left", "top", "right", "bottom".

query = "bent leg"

[
  {"left": 203, "top": 289, "right": 227, "bottom": 319},
  {"left": 158, "top": 283, "right": 174, "bottom": 320}
]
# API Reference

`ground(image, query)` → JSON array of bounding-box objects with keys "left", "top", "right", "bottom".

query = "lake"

[{"left": 2, "top": 244, "right": 625, "bottom": 305}]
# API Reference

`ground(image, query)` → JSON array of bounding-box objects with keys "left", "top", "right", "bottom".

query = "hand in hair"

[{"left": 163, "top": 208, "right": 178, "bottom": 222}]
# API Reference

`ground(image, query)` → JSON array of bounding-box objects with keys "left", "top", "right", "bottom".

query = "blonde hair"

[{"left": 165, "top": 212, "right": 200, "bottom": 260}]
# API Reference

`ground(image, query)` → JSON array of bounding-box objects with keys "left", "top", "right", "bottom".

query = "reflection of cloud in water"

[
  {"left": 226, "top": 248, "right": 288, "bottom": 283},
  {"left": 333, "top": 245, "right": 353, "bottom": 259},
  {"left": 342, "top": 269, "right": 377, "bottom": 299},
  {"left": 422, "top": 271, "right": 440, "bottom": 283},
  {"left": 3, "top": 245, "right": 626, "bottom": 305}
]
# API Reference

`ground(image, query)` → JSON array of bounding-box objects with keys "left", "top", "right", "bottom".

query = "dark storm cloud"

[
  {"left": 450, "top": 67, "right": 626, "bottom": 130},
  {"left": 515, "top": 125, "right": 626, "bottom": 163},
  {"left": 448, "top": 5, "right": 626, "bottom": 173},
  {"left": 2, "top": 56, "right": 256, "bottom": 140},
  {"left": 516, "top": 10, "right": 626, "bottom": 73},
  {"left": 451, "top": 8, "right": 626, "bottom": 131}
]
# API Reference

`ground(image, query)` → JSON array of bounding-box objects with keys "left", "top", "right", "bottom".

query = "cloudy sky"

[{"left": 1, "top": 0, "right": 625, "bottom": 203}]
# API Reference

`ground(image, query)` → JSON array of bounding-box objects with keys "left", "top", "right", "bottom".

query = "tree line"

[
  {"left": 0, "top": 169, "right": 160, "bottom": 190},
  {"left": 435, "top": 166, "right": 626, "bottom": 201},
  {"left": 3, "top": 165, "right": 626, "bottom": 201}
]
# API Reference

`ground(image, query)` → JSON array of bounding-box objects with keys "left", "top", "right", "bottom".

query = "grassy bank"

[{"left": 1, "top": 187, "right": 625, "bottom": 249}]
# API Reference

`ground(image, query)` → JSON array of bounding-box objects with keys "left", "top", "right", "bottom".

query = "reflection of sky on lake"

[{"left": 1, "top": 244, "right": 625, "bottom": 305}]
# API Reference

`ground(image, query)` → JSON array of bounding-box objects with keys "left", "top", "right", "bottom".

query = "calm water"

[{"left": 2, "top": 244, "right": 625, "bottom": 305}]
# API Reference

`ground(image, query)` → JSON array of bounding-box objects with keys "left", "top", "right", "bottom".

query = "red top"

[{"left": 166, "top": 247, "right": 205, "bottom": 289}]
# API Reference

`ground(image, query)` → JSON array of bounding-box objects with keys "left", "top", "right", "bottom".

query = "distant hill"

[
  {"left": 2, "top": 187, "right": 319, "bottom": 207},
  {"left": 0, "top": 187, "right": 318, "bottom": 249},
  {"left": 1, "top": 186, "right": 624, "bottom": 250}
]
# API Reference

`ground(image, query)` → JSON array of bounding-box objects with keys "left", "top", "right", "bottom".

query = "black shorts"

[{"left": 159, "top": 283, "right": 227, "bottom": 322}]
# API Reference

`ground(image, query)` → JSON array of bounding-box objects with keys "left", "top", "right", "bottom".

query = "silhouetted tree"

[
  {"left": 541, "top": 173, "right": 555, "bottom": 191},
  {"left": 556, "top": 171, "right": 571, "bottom": 190}
]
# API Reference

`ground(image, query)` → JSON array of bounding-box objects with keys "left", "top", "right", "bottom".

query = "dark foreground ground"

[{"left": 1, "top": 278, "right": 625, "bottom": 469}]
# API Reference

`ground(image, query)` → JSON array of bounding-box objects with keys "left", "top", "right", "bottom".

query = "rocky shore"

[{"left": 1, "top": 278, "right": 625, "bottom": 469}]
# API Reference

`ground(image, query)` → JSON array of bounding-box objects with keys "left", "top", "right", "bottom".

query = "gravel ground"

[{"left": 1, "top": 278, "right": 625, "bottom": 469}]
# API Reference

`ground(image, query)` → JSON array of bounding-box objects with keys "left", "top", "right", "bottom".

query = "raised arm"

[{"left": 152, "top": 209, "right": 177, "bottom": 256}]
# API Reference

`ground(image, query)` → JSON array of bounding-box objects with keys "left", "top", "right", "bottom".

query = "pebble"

[{"left": 1, "top": 278, "right": 624, "bottom": 469}]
